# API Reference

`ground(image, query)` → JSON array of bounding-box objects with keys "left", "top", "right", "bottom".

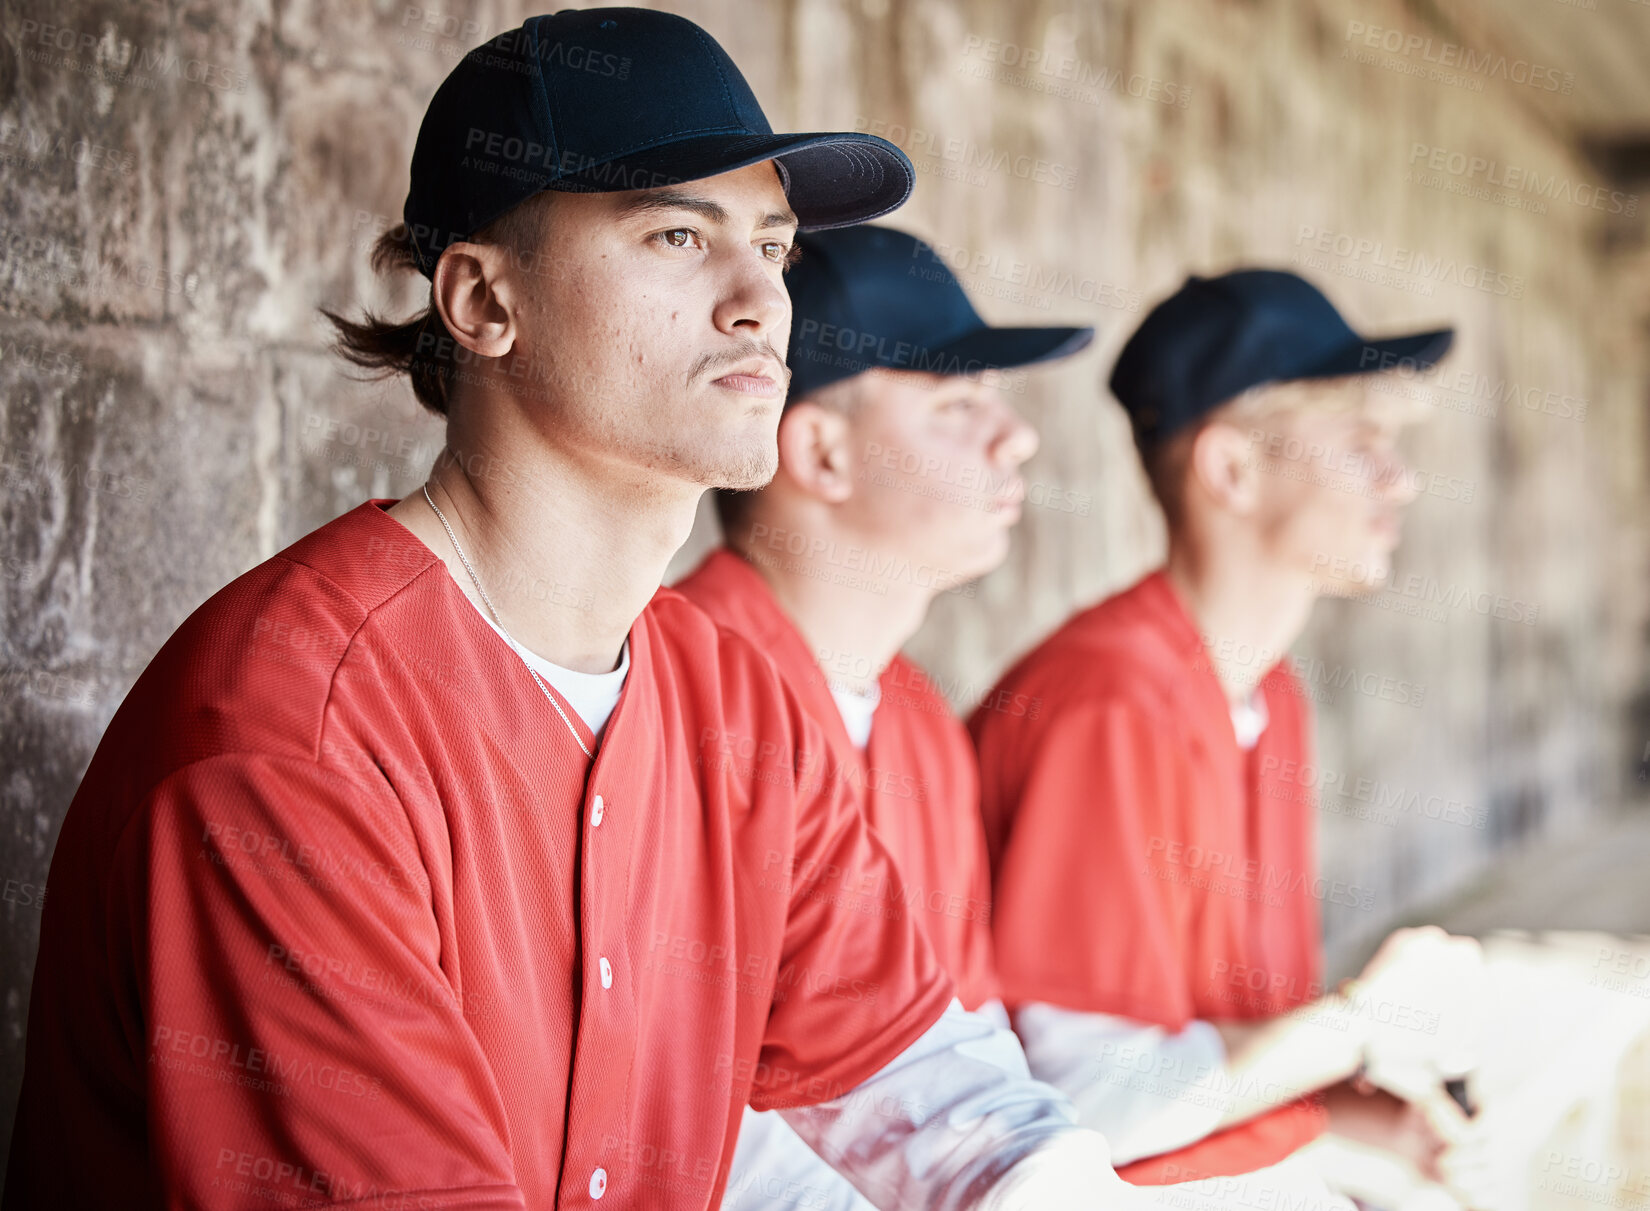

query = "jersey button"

[
  {"left": 599, "top": 956, "right": 613, "bottom": 989},
  {"left": 589, "top": 1167, "right": 607, "bottom": 1199},
  {"left": 591, "top": 794, "right": 605, "bottom": 827}
]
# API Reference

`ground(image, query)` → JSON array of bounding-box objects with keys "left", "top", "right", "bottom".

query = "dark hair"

[{"left": 320, "top": 197, "right": 551, "bottom": 417}]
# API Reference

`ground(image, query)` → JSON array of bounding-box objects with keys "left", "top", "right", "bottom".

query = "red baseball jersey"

[
  {"left": 675, "top": 547, "right": 1000, "bottom": 1012},
  {"left": 968, "top": 569, "right": 1326, "bottom": 1184},
  {"left": 4, "top": 500, "right": 954, "bottom": 1211}
]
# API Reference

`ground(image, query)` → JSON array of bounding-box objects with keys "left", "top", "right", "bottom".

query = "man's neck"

[
  {"left": 729, "top": 509, "right": 931, "bottom": 695},
  {"left": 1164, "top": 530, "right": 1318, "bottom": 707},
  {"left": 385, "top": 427, "right": 701, "bottom": 675}
]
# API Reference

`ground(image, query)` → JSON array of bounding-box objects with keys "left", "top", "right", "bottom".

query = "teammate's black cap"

[
  {"left": 1110, "top": 269, "right": 1454, "bottom": 445},
  {"left": 785, "top": 225, "right": 1094, "bottom": 400},
  {"left": 401, "top": 7, "right": 916, "bottom": 277}
]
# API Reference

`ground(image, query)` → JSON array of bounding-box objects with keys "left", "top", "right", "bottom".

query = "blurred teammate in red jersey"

[
  {"left": 679, "top": 223, "right": 1092, "bottom": 1209},
  {"left": 971, "top": 271, "right": 1488, "bottom": 1211}
]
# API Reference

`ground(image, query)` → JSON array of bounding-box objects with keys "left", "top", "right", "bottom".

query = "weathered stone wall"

[{"left": 3, "top": 0, "right": 1647, "bottom": 1169}]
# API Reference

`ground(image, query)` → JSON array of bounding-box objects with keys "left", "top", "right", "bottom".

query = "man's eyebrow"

[
  {"left": 618, "top": 190, "right": 728, "bottom": 224},
  {"left": 617, "top": 189, "right": 798, "bottom": 230}
]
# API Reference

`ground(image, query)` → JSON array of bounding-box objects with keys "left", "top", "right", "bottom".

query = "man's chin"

[
  {"left": 1313, "top": 562, "right": 1392, "bottom": 599},
  {"left": 946, "top": 530, "right": 1013, "bottom": 588},
  {"left": 705, "top": 445, "right": 779, "bottom": 492}
]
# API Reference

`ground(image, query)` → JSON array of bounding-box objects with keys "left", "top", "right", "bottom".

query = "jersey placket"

[{"left": 556, "top": 660, "right": 645, "bottom": 1206}]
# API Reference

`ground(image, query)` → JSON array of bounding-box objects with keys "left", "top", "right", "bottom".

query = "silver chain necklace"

[{"left": 422, "top": 483, "right": 594, "bottom": 761}]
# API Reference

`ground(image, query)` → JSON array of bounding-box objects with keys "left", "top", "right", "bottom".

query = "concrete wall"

[{"left": 3, "top": 0, "right": 1648, "bottom": 1171}]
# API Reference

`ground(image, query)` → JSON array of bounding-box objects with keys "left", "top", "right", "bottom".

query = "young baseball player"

[
  {"left": 675, "top": 223, "right": 1093, "bottom": 1209},
  {"left": 968, "top": 270, "right": 1484, "bottom": 1202},
  {"left": 4, "top": 12, "right": 1139, "bottom": 1210}
]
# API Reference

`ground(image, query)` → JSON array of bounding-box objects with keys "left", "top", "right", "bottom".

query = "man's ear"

[
  {"left": 430, "top": 243, "right": 516, "bottom": 359},
  {"left": 1188, "top": 420, "right": 1261, "bottom": 515},
  {"left": 775, "top": 402, "right": 855, "bottom": 505}
]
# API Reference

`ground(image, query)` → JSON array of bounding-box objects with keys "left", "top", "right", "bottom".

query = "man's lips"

[
  {"left": 978, "top": 484, "right": 1025, "bottom": 523},
  {"left": 709, "top": 359, "right": 783, "bottom": 398},
  {"left": 1367, "top": 520, "right": 1402, "bottom": 555}
]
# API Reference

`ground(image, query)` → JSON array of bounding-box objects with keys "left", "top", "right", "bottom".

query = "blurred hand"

[
  {"left": 1426, "top": 1097, "right": 1532, "bottom": 1211},
  {"left": 1321, "top": 1079, "right": 1501, "bottom": 1211},
  {"left": 1358, "top": 926, "right": 1451, "bottom": 982},
  {"left": 1351, "top": 928, "right": 1487, "bottom": 1103},
  {"left": 1325, "top": 1082, "right": 1452, "bottom": 1179}
]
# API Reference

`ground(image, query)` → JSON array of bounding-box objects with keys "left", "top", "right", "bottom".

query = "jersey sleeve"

[
  {"left": 941, "top": 727, "right": 1004, "bottom": 1012},
  {"left": 117, "top": 752, "right": 526, "bottom": 1209},
  {"left": 990, "top": 695, "right": 1197, "bottom": 1028},
  {"left": 749, "top": 718, "right": 957, "bottom": 1112},
  {"left": 951, "top": 843, "right": 1005, "bottom": 1011}
]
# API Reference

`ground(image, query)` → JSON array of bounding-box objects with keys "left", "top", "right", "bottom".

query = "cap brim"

[
  {"left": 928, "top": 323, "right": 1097, "bottom": 374},
  {"left": 788, "top": 322, "right": 1094, "bottom": 401},
  {"left": 1302, "top": 327, "right": 1456, "bottom": 379},
  {"left": 551, "top": 131, "right": 915, "bottom": 229}
]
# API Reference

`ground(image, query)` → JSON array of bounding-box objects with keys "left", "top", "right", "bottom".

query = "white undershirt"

[
  {"left": 1012, "top": 1003, "right": 1230, "bottom": 1165},
  {"left": 467, "top": 597, "right": 630, "bottom": 740},
  {"left": 1229, "top": 685, "right": 1270, "bottom": 750},
  {"left": 724, "top": 1000, "right": 1127, "bottom": 1210},
  {"left": 828, "top": 681, "right": 881, "bottom": 750}
]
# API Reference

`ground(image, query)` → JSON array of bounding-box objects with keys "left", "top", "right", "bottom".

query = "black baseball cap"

[
  {"left": 785, "top": 225, "right": 1094, "bottom": 400},
  {"left": 402, "top": 7, "right": 915, "bottom": 277},
  {"left": 1110, "top": 269, "right": 1454, "bottom": 445}
]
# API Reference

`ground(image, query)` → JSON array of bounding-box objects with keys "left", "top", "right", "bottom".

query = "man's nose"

[
  {"left": 714, "top": 252, "right": 789, "bottom": 338},
  {"left": 992, "top": 406, "right": 1040, "bottom": 469},
  {"left": 1375, "top": 448, "right": 1419, "bottom": 505}
]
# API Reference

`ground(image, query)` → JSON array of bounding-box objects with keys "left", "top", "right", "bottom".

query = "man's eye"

[{"left": 657, "top": 228, "right": 698, "bottom": 249}]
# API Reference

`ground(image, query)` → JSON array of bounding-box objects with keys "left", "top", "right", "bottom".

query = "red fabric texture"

[
  {"left": 676, "top": 547, "right": 1000, "bottom": 1011},
  {"left": 969, "top": 569, "right": 1327, "bottom": 1184},
  {"left": 5, "top": 500, "right": 953, "bottom": 1211}
]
